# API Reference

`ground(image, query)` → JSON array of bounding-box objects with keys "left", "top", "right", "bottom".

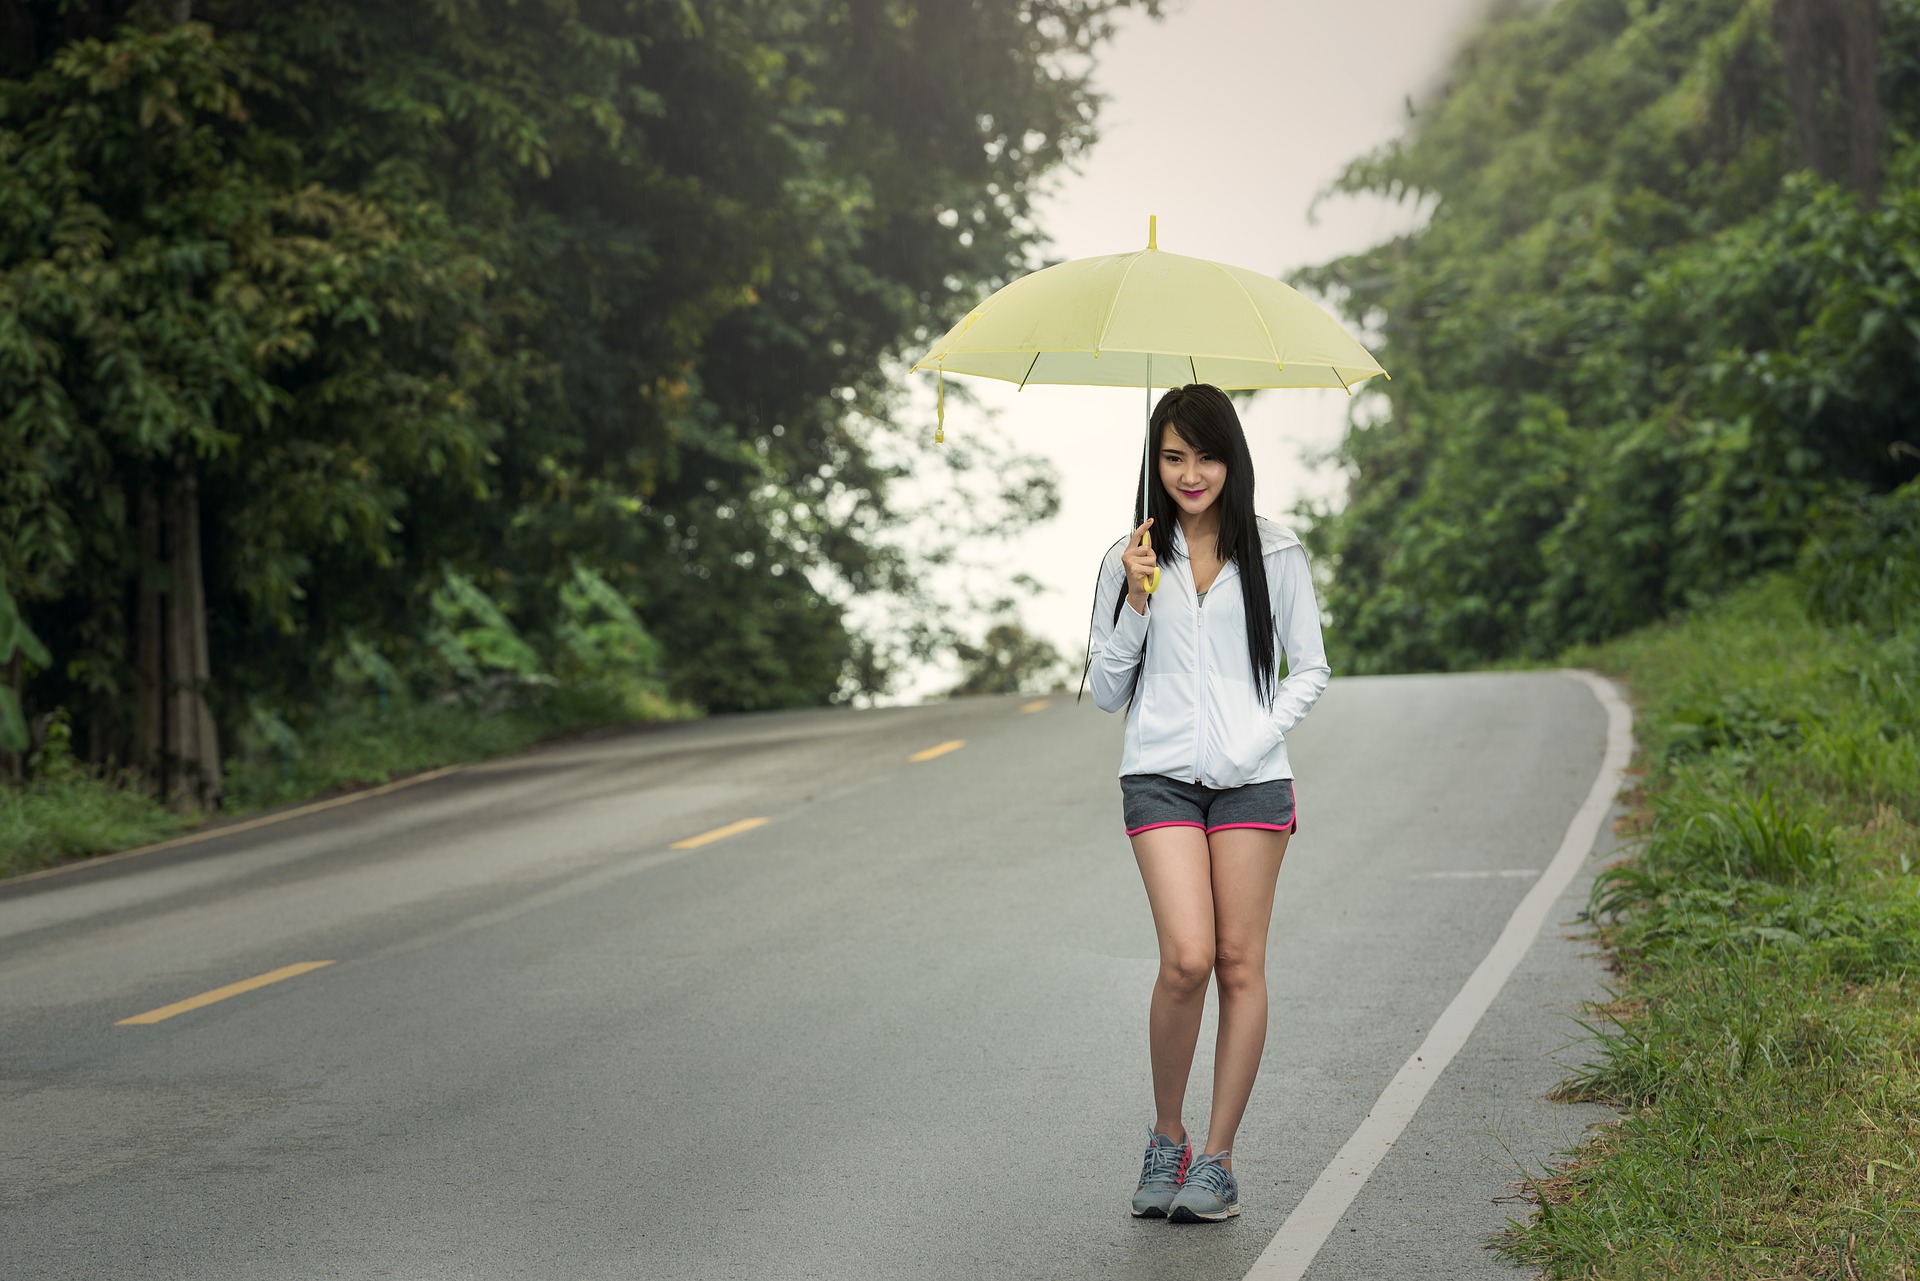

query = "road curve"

[{"left": 0, "top": 672, "right": 1622, "bottom": 1280}]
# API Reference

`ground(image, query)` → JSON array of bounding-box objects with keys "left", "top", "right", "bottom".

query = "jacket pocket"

[{"left": 1203, "top": 683, "right": 1276, "bottom": 787}]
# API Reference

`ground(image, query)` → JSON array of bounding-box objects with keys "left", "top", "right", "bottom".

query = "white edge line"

[{"left": 1244, "top": 669, "right": 1633, "bottom": 1281}]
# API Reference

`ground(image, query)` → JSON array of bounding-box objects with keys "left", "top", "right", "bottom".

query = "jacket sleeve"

[
  {"left": 1087, "top": 539, "right": 1149, "bottom": 713},
  {"left": 1261, "top": 542, "right": 1330, "bottom": 744}
]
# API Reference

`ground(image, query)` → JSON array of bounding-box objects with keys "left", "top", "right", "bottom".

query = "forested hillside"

[
  {"left": 1311, "top": 4, "right": 1920, "bottom": 1271},
  {"left": 1304, "top": 0, "right": 1919, "bottom": 673},
  {"left": 0, "top": 0, "right": 1149, "bottom": 809}
]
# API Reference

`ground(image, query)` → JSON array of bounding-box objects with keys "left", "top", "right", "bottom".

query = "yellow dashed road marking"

[
  {"left": 669, "top": 817, "right": 770, "bottom": 850},
  {"left": 117, "top": 961, "right": 336, "bottom": 1026},
  {"left": 1020, "top": 700, "right": 1049, "bottom": 714},
  {"left": 909, "top": 740, "right": 965, "bottom": 762}
]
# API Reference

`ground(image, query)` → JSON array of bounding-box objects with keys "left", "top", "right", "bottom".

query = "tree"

[
  {"left": 1297, "top": 0, "right": 1920, "bottom": 673},
  {"left": 0, "top": 0, "right": 1158, "bottom": 797},
  {"left": 1, "top": 11, "right": 518, "bottom": 799},
  {"left": 949, "top": 620, "right": 1066, "bottom": 697}
]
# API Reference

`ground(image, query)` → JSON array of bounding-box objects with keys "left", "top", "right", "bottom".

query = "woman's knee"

[
  {"left": 1212, "top": 942, "right": 1266, "bottom": 994},
  {"left": 1158, "top": 942, "right": 1215, "bottom": 994}
]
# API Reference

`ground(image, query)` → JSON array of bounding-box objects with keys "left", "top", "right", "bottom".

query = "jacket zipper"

[{"left": 1193, "top": 576, "right": 1207, "bottom": 784}]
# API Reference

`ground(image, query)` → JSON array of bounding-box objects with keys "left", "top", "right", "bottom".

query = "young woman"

[{"left": 1086, "top": 383, "right": 1330, "bottom": 1224}]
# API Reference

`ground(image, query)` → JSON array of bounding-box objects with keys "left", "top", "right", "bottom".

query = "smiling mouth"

[{"left": 1179, "top": 488, "right": 1206, "bottom": 498}]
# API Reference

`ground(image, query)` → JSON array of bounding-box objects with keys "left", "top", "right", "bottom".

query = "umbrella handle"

[
  {"left": 1137, "top": 382, "right": 1159, "bottom": 595},
  {"left": 1141, "top": 530, "right": 1160, "bottom": 594}
]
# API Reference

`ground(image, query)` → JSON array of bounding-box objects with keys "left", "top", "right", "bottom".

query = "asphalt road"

[{"left": 1, "top": 672, "right": 1623, "bottom": 1280}]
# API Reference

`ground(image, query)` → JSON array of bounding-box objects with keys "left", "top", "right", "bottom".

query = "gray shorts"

[{"left": 1120, "top": 773, "right": 1298, "bottom": 838}]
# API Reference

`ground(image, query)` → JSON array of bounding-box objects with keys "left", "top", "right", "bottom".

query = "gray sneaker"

[
  {"left": 1168, "top": 1149, "right": 1239, "bottom": 1222},
  {"left": 1129, "top": 1127, "right": 1191, "bottom": 1218}
]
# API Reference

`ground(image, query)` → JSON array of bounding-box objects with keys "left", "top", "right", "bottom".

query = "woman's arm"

[
  {"left": 1087, "top": 538, "right": 1148, "bottom": 712},
  {"left": 1263, "top": 542, "right": 1330, "bottom": 740}
]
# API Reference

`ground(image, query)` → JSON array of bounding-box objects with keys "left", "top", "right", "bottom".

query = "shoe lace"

[
  {"left": 1185, "top": 1154, "right": 1234, "bottom": 1198},
  {"left": 1141, "top": 1139, "right": 1188, "bottom": 1186}
]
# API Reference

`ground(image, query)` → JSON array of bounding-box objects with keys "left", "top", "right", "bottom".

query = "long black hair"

[{"left": 1108, "top": 383, "right": 1278, "bottom": 706}]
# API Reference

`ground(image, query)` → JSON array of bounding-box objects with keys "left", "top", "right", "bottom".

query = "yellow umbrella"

[{"left": 911, "top": 216, "right": 1386, "bottom": 591}]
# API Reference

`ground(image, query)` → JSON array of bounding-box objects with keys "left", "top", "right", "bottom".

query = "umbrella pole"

[
  {"left": 1139, "top": 382, "right": 1160, "bottom": 594},
  {"left": 1140, "top": 383, "right": 1150, "bottom": 525}
]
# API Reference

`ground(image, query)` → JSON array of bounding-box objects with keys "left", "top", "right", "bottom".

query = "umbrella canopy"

[
  {"left": 911, "top": 218, "right": 1386, "bottom": 393},
  {"left": 911, "top": 218, "right": 1385, "bottom": 595}
]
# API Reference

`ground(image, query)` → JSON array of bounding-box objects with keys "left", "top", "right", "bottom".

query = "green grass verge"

[
  {"left": 1498, "top": 575, "right": 1920, "bottom": 1278},
  {"left": 0, "top": 678, "right": 696, "bottom": 881}
]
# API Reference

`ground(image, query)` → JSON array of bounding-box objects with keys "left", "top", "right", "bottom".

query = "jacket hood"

[{"left": 1256, "top": 517, "right": 1303, "bottom": 556}]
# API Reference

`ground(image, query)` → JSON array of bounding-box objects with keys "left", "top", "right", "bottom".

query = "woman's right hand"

[{"left": 1122, "top": 518, "right": 1155, "bottom": 614}]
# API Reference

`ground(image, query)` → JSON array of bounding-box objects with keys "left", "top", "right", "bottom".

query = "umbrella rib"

[
  {"left": 1092, "top": 251, "right": 1147, "bottom": 356},
  {"left": 1017, "top": 351, "right": 1040, "bottom": 390},
  {"left": 1206, "top": 259, "right": 1282, "bottom": 368}
]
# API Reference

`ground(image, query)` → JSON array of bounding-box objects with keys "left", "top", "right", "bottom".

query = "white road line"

[
  {"left": 1416, "top": 869, "right": 1540, "bottom": 879},
  {"left": 1245, "top": 669, "right": 1632, "bottom": 1281}
]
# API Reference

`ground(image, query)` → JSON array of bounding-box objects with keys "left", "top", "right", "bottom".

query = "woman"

[{"left": 1086, "top": 383, "right": 1330, "bottom": 1224}]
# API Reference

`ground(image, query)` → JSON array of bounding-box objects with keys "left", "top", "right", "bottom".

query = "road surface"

[{"left": 1, "top": 672, "right": 1624, "bottom": 1280}]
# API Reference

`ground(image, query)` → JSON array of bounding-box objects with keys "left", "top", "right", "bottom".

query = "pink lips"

[{"left": 1180, "top": 488, "right": 1206, "bottom": 498}]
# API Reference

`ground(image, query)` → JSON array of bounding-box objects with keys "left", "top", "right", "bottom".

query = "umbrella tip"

[{"left": 1148, "top": 214, "right": 1157, "bottom": 250}]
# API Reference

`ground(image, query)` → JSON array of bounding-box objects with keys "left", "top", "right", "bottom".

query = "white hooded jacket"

[{"left": 1087, "top": 516, "right": 1331, "bottom": 787}]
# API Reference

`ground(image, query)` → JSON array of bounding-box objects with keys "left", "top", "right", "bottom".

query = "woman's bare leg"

[
  {"left": 1131, "top": 825, "right": 1217, "bottom": 1141},
  {"left": 1202, "top": 826, "right": 1291, "bottom": 1169}
]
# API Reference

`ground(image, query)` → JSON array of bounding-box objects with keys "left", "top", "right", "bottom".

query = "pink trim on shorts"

[
  {"left": 1207, "top": 785, "right": 1300, "bottom": 836},
  {"left": 1125, "top": 820, "right": 1206, "bottom": 837}
]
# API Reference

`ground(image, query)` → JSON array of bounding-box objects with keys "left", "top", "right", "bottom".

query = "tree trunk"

[
  {"left": 128, "top": 464, "right": 223, "bottom": 811},
  {"left": 163, "top": 465, "right": 222, "bottom": 811},
  {"left": 0, "top": 653, "right": 20, "bottom": 782},
  {"left": 134, "top": 477, "right": 165, "bottom": 777},
  {"left": 1775, "top": 0, "right": 1884, "bottom": 200}
]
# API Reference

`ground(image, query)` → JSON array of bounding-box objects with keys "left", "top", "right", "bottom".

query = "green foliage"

[
  {"left": 1, "top": 0, "right": 1151, "bottom": 785},
  {"left": 948, "top": 619, "right": 1067, "bottom": 697},
  {"left": 429, "top": 571, "right": 550, "bottom": 691},
  {"left": 1499, "top": 501, "right": 1920, "bottom": 1277},
  {"left": 0, "top": 567, "right": 51, "bottom": 751},
  {"left": 555, "top": 564, "right": 663, "bottom": 681},
  {"left": 1653, "top": 782, "right": 1840, "bottom": 884},
  {"left": 1303, "top": 0, "right": 1920, "bottom": 674},
  {"left": 1798, "top": 476, "right": 1920, "bottom": 635},
  {"left": 0, "top": 670, "right": 698, "bottom": 878},
  {"left": 1508, "top": 957, "right": 1920, "bottom": 1277},
  {"left": 0, "top": 762, "right": 191, "bottom": 879},
  {"left": 1657, "top": 689, "right": 1803, "bottom": 768},
  {"left": 0, "top": 701, "right": 190, "bottom": 875},
  {"left": 218, "top": 673, "right": 693, "bottom": 815},
  {"left": 1, "top": 563, "right": 694, "bottom": 875}
]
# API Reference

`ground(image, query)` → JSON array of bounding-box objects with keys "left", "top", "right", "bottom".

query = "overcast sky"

[{"left": 887, "top": 0, "right": 1488, "bottom": 699}]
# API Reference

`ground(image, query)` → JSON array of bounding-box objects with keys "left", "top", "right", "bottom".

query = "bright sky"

[{"left": 887, "top": 0, "right": 1487, "bottom": 700}]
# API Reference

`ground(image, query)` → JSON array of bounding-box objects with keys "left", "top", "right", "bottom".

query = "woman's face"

[{"left": 1157, "top": 423, "right": 1228, "bottom": 520}]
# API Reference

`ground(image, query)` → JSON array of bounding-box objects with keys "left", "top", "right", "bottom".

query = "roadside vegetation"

[
  {"left": 0, "top": 564, "right": 693, "bottom": 879},
  {"left": 1493, "top": 482, "right": 1920, "bottom": 1278},
  {"left": 0, "top": 0, "right": 1152, "bottom": 873},
  {"left": 1300, "top": 0, "right": 1920, "bottom": 1274},
  {"left": 1302, "top": 0, "right": 1919, "bottom": 674},
  {"left": 1, "top": 0, "right": 1147, "bottom": 817}
]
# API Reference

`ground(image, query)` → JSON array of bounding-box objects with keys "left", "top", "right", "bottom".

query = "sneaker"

[
  {"left": 1167, "top": 1149, "right": 1239, "bottom": 1222},
  {"left": 1129, "top": 1126, "right": 1191, "bottom": 1218}
]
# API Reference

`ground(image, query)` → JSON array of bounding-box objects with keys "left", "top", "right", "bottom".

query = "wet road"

[{"left": 0, "top": 672, "right": 1624, "bottom": 1280}]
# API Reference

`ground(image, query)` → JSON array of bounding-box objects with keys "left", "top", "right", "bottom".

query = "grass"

[
  {"left": 1496, "top": 574, "right": 1920, "bottom": 1279},
  {"left": 0, "top": 676, "right": 696, "bottom": 881}
]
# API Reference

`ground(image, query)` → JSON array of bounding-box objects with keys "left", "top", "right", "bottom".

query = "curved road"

[{"left": 1, "top": 672, "right": 1623, "bottom": 1280}]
